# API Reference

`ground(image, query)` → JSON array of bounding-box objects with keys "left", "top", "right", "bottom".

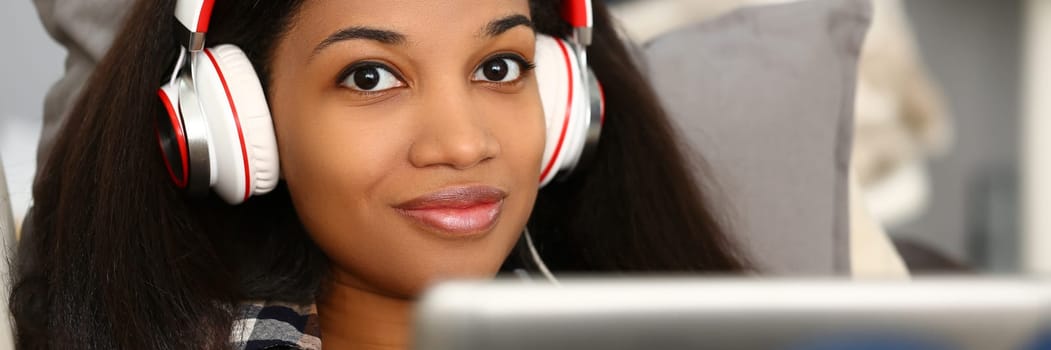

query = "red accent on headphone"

[
  {"left": 560, "top": 0, "right": 589, "bottom": 28},
  {"left": 203, "top": 48, "right": 252, "bottom": 202},
  {"left": 196, "top": 0, "right": 216, "bottom": 32},
  {"left": 157, "top": 89, "right": 189, "bottom": 188},
  {"left": 597, "top": 80, "right": 606, "bottom": 125},
  {"left": 539, "top": 39, "right": 576, "bottom": 182}
]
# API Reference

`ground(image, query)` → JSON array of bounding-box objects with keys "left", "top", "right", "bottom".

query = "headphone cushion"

[
  {"left": 535, "top": 35, "right": 571, "bottom": 186},
  {"left": 195, "top": 45, "right": 280, "bottom": 204},
  {"left": 534, "top": 35, "right": 585, "bottom": 187}
]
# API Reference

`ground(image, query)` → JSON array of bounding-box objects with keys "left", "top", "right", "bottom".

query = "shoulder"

[{"left": 230, "top": 300, "right": 322, "bottom": 350}]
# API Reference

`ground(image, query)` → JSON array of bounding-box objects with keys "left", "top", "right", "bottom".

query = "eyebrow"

[
  {"left": 311, "top": 14, "right": 534, "bottom": 59},
  {"left": 312, "top": 27, "right": 406, "bottom": 57},
  {"left": 483, "top": 14, "right": 534, "bottom": 38}
]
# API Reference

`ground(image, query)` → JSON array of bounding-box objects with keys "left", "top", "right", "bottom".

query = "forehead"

[{"left": 289, "top": 0, "right": 532, "bottom": 42}]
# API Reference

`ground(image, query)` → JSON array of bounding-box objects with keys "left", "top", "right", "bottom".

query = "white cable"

[
  {"left": 512, "top": 268, "right": 533, "bottom": 283},
  {"left": 523, "top": 228, "right": 560, "bottom": 286},
  {"left": 189, "top": 50, "right": 199, "bottom": 86},
  {"left": 169, "top": 48, "right": 187, "bottom": 87}
]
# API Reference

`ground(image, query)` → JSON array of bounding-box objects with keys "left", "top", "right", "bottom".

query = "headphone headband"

[
  {"left": 561, "top": 0, "right": 594, "bottom": 45},
  {"left": 175, "top": 0, "right": 215, "bottom": 33},
  {"left": 175, "top": 0, "right": 215, "bottom": 51}
]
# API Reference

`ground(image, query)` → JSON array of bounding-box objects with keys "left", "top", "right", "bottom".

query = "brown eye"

[
  {"left": 483, "top": 59, "right": 509, "bottom": 81},
  {"left": 473, "top": 57, "right": 522, "bottom": 83},
  {"left": 354, "top": 67, "right": 381, "bottom": 90},
  {"left": 340, "top": 64, "right": 404, "bottom": 92}
]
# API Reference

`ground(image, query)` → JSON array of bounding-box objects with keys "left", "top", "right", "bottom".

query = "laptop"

[{"left": 412, "top": 277, "right": 1051, "bottom": 350}]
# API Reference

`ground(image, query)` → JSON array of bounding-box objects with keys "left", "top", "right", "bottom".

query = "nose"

[{"left": 408, "top": 87, "right": 500, "bottom": 170}]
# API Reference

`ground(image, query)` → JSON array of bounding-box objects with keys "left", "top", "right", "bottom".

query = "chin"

[{"left": 372, "top": 252, "right": 511, "bottom": 299}]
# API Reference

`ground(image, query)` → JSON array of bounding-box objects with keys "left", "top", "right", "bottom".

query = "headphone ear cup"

[
  {"left": 535, "top": 35, "right": 572, "bottom": 187},
  {"left": 535, "top": 35, "right": 590, "bottom": 187},
  {"left": 193, "top": 44, "right": 280, "bottom": 204},
  {"left": 157, "top": 77, "right": 214, "bottom": 195}
]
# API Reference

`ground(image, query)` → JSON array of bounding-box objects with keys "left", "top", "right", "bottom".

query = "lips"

[{"left": 394, "top": 186, "right": 507, "bottom": 238}]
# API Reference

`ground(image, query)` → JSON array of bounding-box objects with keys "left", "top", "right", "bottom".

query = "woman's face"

[{"left": 268, "top": 0, "right": 544, "bottom": 298}]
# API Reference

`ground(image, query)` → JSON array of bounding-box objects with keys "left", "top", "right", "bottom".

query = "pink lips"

[{"left": 394, "top": 186, "right": 507, "bottom": 237}]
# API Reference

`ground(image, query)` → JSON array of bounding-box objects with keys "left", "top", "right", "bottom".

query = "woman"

[{"left": 10, "top": 0, "right": 747, "bottom": 348}]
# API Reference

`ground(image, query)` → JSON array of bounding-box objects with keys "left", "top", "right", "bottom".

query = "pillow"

[{"left": 642, "top": 0, "right": 872, "bottom": 275}]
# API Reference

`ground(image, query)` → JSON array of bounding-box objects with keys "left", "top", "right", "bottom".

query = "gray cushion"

[{"left": 644, "top": 0, "right": 872, "bottom": 275}]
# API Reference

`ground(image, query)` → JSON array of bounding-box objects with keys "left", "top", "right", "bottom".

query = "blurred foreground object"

[{"left": 414, "top": 278, "right": 1051, "bottom": 350}]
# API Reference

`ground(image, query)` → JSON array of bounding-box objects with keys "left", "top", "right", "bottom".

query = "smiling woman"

[
  {"left": 10, "top": 0, "right": 747, "bottom": 349},
  {"left": 270, "top": 0, "right": 547, "bottom": 303}
]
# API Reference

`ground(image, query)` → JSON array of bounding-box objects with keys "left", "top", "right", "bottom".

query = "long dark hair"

[{"left": 11, "top": 0, "right": 747, "bottom": 348}]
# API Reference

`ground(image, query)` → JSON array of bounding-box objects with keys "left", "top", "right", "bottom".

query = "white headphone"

[{"left": 156, "top": 0, "right": 605, "bottom": 204}]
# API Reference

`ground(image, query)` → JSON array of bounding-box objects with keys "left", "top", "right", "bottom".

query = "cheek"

[
  {"left": 484, "top": 87, "right": 548, "bottom": 179},
  {"left": 271, "top": 91, "right": 412, "bottom": 263},
  {"left": 275, "top": 106, "right": 406, "bottom": 204}
]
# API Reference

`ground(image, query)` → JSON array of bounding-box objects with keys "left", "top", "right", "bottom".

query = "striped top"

[{"left": 230, "top": 301, "right": 321, "bottom": 350}]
